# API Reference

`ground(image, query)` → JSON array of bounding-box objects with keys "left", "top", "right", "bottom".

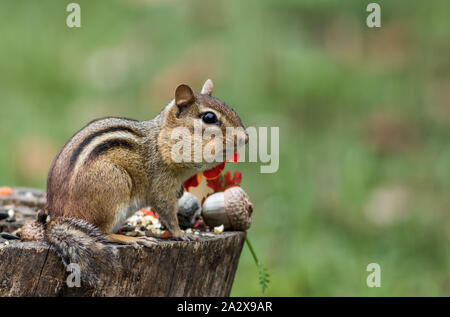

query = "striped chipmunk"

[{"left": 21, "top": 79, "right": 248, "bottom": 286}]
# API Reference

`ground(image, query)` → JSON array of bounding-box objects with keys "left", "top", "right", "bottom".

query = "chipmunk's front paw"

[{"left": 136, "top": 236, "right": 158, "bottom": 247}]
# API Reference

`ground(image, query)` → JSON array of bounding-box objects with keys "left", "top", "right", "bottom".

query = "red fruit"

[
  {"left": 142, "top": 208, "right": 158, "bottom": 218},
  {"left": 0, "top": 186, "right": 12, "bottom": 197},
  {"left": 184, "top": 173, "right": 202, "bottom": 191},
  {"left": 228, "top": 153, "right": 240, "bottom": 163},
  {"left": 203, "top": 162, "right": 226, "bottom": 180},
  {"left": 231, "top": 171, "right": 242, "bottom": 186},
  {"left": 161, "top": 230, "right": 171, "bottom": 239}
]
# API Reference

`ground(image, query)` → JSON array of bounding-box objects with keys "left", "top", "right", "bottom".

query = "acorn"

[
  {"left": 177, "top": 192, "right": 202, "bottom": 229},
  {"left": 18, "top": 219, "right": 45, "bottom": 242},
  {"left": 201, "top": 187, "right": 253, "bottom": 231}
]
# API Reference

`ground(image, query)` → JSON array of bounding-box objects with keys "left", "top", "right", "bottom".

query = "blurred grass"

[{"left": 1, "top": 0, "right": 449, "bottom": 296}]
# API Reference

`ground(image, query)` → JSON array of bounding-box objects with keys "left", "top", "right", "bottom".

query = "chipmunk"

[{"left": 30, "top": 79, "right": 248, "bottom": 286}]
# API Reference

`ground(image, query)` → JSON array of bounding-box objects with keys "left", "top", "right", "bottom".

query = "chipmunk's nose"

[{"left": 244, "top": 131, "right": 249, "bottom": 144}]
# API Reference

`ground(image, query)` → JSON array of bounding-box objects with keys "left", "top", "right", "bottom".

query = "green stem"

[{"left": 245, "top": 236, "right": 260, "bottom": 266}]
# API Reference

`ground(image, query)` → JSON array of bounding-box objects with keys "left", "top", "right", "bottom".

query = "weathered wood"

[
  {"left": 0, "top": 187, "right": 45, "bottom": 233},
  {"left": 0, "top": 231, "right": 246, "bottom": 297},
  {"left": 0, "top": 187, "right": 46, "bottom": 208},
  {"left": 0, "top": 187, "right": 247, "bottom": 297}
]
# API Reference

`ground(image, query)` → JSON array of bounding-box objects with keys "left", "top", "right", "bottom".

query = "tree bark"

[
  {"left": 0, "top": 232, "right": 246, "bottom": 297},
  {"left": 0, "top": 188, "right": 246, "bottom": 297}
]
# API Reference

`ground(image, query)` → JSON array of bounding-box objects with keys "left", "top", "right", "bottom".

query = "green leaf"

[{"left": 246, "top": 236, "right": 270, "bottom": 294}]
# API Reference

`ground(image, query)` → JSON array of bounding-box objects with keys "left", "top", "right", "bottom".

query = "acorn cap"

[
  {"left": 19, "top": 219, "right": 44, "bottom": 241},
  {"left": 202, "top": 187, "right": 254, "bottom": 231},
  {"left": 224, "top": 186, "right": 253, "bottom": 231}
]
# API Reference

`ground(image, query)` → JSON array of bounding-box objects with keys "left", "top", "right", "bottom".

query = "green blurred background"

[{"left": 0, "top": 0, "right": 449, "bottom": 296}]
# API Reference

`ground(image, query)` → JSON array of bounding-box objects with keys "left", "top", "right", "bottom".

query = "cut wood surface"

[
  {"left": 0, "top": 232, "right": 246, "bottom": 297},
  {"left": 0, "top": 188, "right": 246, "bottom": 297}
]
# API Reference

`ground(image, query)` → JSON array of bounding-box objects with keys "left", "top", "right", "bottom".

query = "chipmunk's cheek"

[
  {"left": 223, "top": 137, "right": 234, "bottom": 151},
  {"left": 232, "top": 132, "right": 248, "bottom": 149}
]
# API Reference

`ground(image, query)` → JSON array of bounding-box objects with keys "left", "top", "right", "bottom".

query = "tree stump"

[{"left": 0, "top": 188, "right": 246, "bottom": 297}]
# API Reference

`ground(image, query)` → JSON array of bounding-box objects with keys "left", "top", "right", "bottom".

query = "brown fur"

[
  {"left": 42, "top": 79, "right": 247, "bottom": 285},
  {"left": 45, "top": 217, "right": 118, "bottom": 287}
]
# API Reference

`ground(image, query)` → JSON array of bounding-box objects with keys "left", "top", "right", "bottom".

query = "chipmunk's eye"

[{"left": 201, "top": 112, "right": 218, "bottom": 124}]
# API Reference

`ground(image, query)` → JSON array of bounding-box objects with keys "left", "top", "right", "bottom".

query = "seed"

[
  {"left": 0, "top": 211, "right": 8, "bottom": 220},
  {"left": 1, "top": 232, "right": 20, "bottom": 240},
  {"left": 214, "top": 224, "right": 224, "bottom": 234},
  {"left": 7, "top": 209, "right": 15, "bottom": 218}
]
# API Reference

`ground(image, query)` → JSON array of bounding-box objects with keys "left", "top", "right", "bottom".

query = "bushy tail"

[{"left": 44, "top": 217, "right": 118, "bottom": 287}]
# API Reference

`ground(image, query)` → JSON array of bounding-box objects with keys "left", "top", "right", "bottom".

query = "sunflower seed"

[{"left": 1, "top": 232, "right": 20, "bottom": 240}]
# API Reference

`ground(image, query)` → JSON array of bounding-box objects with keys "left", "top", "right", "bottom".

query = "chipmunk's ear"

[
  {"left": 175, "top": 84, "right": 195, "bottom": 108},
  {"left": 201, "top": 79, "right": 214, "bottom": 95}
]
